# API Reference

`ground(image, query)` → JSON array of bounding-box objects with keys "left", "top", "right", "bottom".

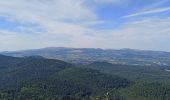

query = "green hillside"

[
  {"left": 0, "top": 55, "right": 170, "bottom": 100},
  {"left": 121, "top": 83, "right": 170, "bottom": 100},
  {"left": 0, "top": 55, "right": 130, "bottom": 100},
  {"left": 81, "top": 61, "right": 170, "bottom": 82}
]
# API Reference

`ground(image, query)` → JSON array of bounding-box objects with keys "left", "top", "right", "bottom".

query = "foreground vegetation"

[{"left": 0, "top": 55, "right": 170, "bottom": 100}]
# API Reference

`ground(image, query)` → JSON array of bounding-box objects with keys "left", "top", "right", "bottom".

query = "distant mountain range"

[{"left": 1, "top": 47, "right": 170, "bottom": 66}]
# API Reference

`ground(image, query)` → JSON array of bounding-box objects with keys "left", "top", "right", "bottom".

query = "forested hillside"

[
  {"left": 81, "top": 61, "right": 170, "bottom": 82},
  {"left": 0, "top": 55, "right": 170, "bottom": 100},
  {"left": 121, "top": 83, "right": 170, "bottom": 100},
  {"left": 0, "top": 55, "right": 131, "bottom": 100}
]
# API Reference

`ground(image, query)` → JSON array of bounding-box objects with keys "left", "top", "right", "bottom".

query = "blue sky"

[{"left": 0, "top": 0, "right": 170, "bottom": 51}]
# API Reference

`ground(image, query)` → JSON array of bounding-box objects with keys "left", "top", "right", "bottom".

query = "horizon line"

[{"left": 1, "top": 46, "right": 170, "bottom": 53}]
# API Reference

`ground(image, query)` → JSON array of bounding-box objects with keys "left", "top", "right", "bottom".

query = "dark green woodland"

[{"left": 0, "top": 54, "right": 170, "bottom": 100}]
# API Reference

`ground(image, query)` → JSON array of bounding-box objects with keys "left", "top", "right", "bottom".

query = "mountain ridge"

[
  {"left": 2, "top": 47, "right": 170, "bottom": 53},
  {"left": 1, "top": 47, "right": 170, "bottom": 66}
]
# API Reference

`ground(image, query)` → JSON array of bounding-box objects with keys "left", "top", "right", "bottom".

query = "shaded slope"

[
  {"left": 81, "top": 61, "right": 170, "bottom": 82},
  {"left": 0, "top": 55, "right": 131, "bottom": 99}
]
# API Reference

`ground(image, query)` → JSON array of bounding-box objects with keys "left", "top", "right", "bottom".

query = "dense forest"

[
  {"left": 81, "top": 61, "right": 170, "bottom": 82},
  {"left": 0, "top": 55, "right": 170, "bottom": 100}
]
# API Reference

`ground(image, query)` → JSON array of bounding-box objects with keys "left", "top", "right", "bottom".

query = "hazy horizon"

[
  {"left": 0, "top": 0, "right": 170, "bottom": 51},
  {"left": 1, "top": 46, "right": 170, "bottom": 53}
]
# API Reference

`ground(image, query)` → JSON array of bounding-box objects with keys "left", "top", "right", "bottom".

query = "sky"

[{"left": 0, "top": 0, "right": 170, "bottom": 51}]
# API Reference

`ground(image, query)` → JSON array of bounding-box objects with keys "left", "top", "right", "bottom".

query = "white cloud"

[
  {"left": 0, "top": 0, "right": 170, "bottom": 51},
  {"left": 0, "top": 0, "right": 102, "bottom": 51},
  {"left": 124, "top": 7, "right": 170, "bottom": 18},
  {"left": 0, "top": 0, "right": 100, "bottom": 44},
  {"left": 93, "top": 0, "right": 122, "bottom": 4},
  {"left": 0, "top": 0, "right": 98, "bottom": 36},
  {"left": 96, "top": 17, "right": 170, "bottom": 50},
  {"left": 0, "top": 0, "right": 96, "bottom": 21}
]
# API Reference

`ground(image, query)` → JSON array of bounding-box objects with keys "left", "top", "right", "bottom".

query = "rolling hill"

[
  {"left": 0, "top": 54, "right": 131, "bottom": 100},
  {"left": 80, "top": 61, "right": 170, "bottom": 82},
  {"left": 1, "top": 54, "right": 170, "bottom": 99}
]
